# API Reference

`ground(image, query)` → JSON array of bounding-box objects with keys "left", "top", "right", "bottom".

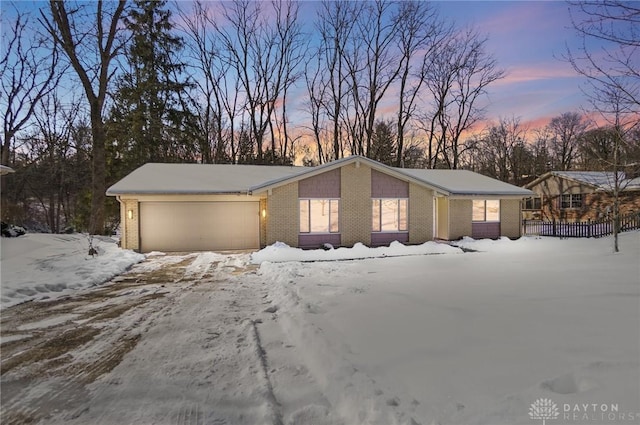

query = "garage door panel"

[{"left": 140, "top": 202, "right": 259, "bottom": 252}]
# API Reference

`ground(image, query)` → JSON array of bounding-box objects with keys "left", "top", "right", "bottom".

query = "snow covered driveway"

[
  {"left": 1, "top": 251, "right": 342, "bottom": 425},
  {"left": 1, "top": 233, "right": 639, "bottom": 425}
]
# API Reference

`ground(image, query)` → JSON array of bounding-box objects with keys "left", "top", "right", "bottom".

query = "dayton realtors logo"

[
  {"left": 529, "top": 398, "right": 560, "bottom": 425},
  {"left": 529, "top": 398, "right": 638, "bottom": 423}
]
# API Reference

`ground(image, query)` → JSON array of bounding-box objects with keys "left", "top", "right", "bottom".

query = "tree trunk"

[{"left": 90, "top": 107, "right": 106, "bottom": 235}]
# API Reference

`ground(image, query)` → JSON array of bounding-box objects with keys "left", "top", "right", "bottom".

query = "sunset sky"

[
  {"left": 289, "top": 0, "right": 593, "bottom": 132},
  {"left": 436, "top": 1, "right": 588, "bottom": 129},
  {"left": 2, "top": 1, "right": 599, "bottom": 134}
]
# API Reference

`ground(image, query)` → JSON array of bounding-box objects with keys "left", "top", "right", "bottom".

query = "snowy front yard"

[{"left": 1, "top": 233, "right": 638, "bottom": 424}]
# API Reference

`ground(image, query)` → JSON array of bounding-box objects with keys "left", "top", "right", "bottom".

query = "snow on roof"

[
  {"left": 106, "top": 163, "right": 304, "bottom": 195},
  {"left": 107, "top": 158, "right": 533, "bottom": 197},
  {"left": 397, "top": 168, "right": 533, "bottom": 196},
  {"left": 549, "top": 171, "right": 640, "bottom": 191},
  {"left": 553, "top": 171, "right": 619, "bottom": 188}
]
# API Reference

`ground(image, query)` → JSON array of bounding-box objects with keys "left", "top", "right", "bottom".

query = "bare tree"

[
  {"left": 598, "top": 89, "right": 638, "bottom": 252},
  {"left": 25, "top": 94, "right": 81, "bottom": 232},
  {"left": 308, "top": 0, "right": 362, "bottom": 162},
  {"left": 305, "top": 53, "right": 329, "bottom": 163},
  {"left": 40, "top": 0, "right": 127, "bottom": 234},
  {"left": 567, "top": 1, "right": 640, "bottom": 110},
  {"left": 265, "top": 0, "right": 306, "bottom": 164},
  {"left": 180, "top": 1, "right": 228, "bottom": 163},
  {"left": 344, "top": 0, "right": 402, "bottom": 157},
  {"left": 394, "top": 1, "right": 448, "bottom": 167},
  {"left": 204, "top": 0, "right": 304, "bottom": 165},
  {"left": 566, "top": 1, "right": 640, "bottom": 251},
  {"left": 546, "top": 112, "right": 587, "bottom": 171},
  {"left": 474, "top": 116, "right": 528, "bottom": 183},
  {"left": 420, "top": 28, "right": 505, "bottom": 169},
  {"left": 1, "top": 7, "right": 61, "bottom": 167}
]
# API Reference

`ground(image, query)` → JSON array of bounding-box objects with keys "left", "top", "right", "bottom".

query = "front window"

[
  {"left": 473, "top": 200, "right": 500, "bottom": 222},
  {"left": 523, "top": 197, "right": 542, "bottom": 210},
  {"left": 560, "top": 194, "right": 582, "bottom": 209},
  {"left": 372, "top": 199, "right": 408, "bottom": 232},
  {"left": 299, "top": 199, "right": 339, "bottom": 233}
]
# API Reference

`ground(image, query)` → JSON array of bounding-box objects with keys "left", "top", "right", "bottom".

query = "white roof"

[
  {"left": 537, "top": 171, "right": 640, "bottom": 192},
  {"left": 107, "top": 157, "right": 533, "bottom": 197},
  {"left": 397, "top": 168, "right": 533, "bottom": 196},
  {"left": 106, "top": 163, "right": 304, "bottom": 195}
]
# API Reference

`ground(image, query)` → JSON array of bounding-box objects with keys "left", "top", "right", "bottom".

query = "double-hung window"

[
  {"left": 472, "top": 200, "right": 500, "bottom": 222},
  {"left": 372, "top": 199, "right": 408, "bottom": 232},
  {"left": 560, "top": 194, "right": 582, "bottom": 209},
  {"left": 299, "top": 199, "right": 340, "bottom": 233},
  {"left": 523, "top": 197, "right": 542, "bottom": 210}
]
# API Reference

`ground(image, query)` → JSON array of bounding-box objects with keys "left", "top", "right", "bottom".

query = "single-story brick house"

[
  {"left": 523, "top": 171, "right": 640, "bottom": 221},
  {"left": 107, "top": 156, "right": 533, "bottom": 252}
]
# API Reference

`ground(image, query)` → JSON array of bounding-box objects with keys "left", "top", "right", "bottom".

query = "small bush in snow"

[{"left": 1, "top": 222, "right": 26, "bottom": 238}]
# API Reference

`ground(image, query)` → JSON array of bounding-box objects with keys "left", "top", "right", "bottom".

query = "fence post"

[
  {"left": 552, "top": 219, "right": 557, "bottom": 237},
  {"left": 588, "top": 219, "right": 591, "bottom": 238}
]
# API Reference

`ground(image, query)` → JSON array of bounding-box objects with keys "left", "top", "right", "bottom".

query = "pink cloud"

[{"left": 495, "top": 64, "right": 581, "bottom": 86}]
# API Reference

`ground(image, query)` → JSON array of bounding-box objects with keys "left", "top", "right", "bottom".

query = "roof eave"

[
  {"left": 526, "top": 171, "right": 604, "bottom": 190},
  {"left": 448, "top": 191, "right": 534, "bottom": 199},
  {"left": 106, "top": 189, "right": 249, "bottom": 196},
  {"left": 249, "top": 155, "right": 452, "bottom": 196}
]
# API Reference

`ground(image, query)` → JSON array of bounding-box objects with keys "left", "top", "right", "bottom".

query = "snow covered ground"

[
  {"left": 1, "top": 233, "right": 144, "bottom": 308},
  {"left": 1, "top": 232, "right": 638, "bottom": 425}
]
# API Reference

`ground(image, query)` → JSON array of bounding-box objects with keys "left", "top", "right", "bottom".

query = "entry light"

[
  {"left": 128, "top": 209, "right": 133, "bottom": 220},
  {"left": 262, "top": 209, "right": 266, "bottom": 218}
]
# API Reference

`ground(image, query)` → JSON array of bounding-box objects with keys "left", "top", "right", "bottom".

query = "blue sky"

[
  {"left": 2, "top": 1, "right": 593, "bottom": 132},
  {"left": 291, "top": 0, "right": 590, "bottom": 130},
  {"left": 435, "top": 1, "right": 587, "bottom": 128}
]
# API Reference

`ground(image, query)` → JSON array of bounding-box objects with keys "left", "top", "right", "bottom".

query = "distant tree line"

[{"left": 0, "top": 0, "right": 638, "bottom": 235}]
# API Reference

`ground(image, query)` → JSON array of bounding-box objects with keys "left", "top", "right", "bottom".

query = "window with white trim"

[
  {"left": 472, "top": 200, "right": 500, "bottom": 222},
  {"left": 299, "top": 199, "right": 340, "bottom": 233},
  {"left": 523, "top": 197, "right": 542, "bottom": 210},
  {"left": 560, "top": 194, "right": 582, "bottom": 209},
  {"left": 372, "top": 199, "right": 408, "bottom": 232}
]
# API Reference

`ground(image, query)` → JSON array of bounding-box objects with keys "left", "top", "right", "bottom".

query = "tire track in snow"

[
  {"left": 42, "top": 253, "right": 290, "bottom": 425},
  {"left": 1, "top": 253, "right": 199, "bottom": 424},
  {"left": 250, "top": 319, "right": 284, "bottom": 425},
  {"left": 3, "top": 252, "right": 345, "bottom": 425}
]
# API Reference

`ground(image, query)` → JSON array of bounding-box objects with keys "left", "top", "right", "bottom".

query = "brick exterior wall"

[
  {"left": 266, "top": 182, "right": 299, "bottom": 246},
  {"left": 500, "top": 198, "right": 522, "bottom": 238},
  {"left": 121, "top": 198, "right": 140, "bottom": 251},
  {"left": 544, "top": 192, "right": 640, "bottom": 221},
  {"left": 260, "top": 198, "right": 267, "bottom": 247},
  {"left": 584, "top": 192, "right": 640, "bottom": 219},
  {"left": 341, "top": 162, "right": 372, "bottom": 246},
  {"left": 448, "top": 199, "right": 472, "bottom": 239},
  {"left": 528, "top": 175, "right": 640, "bottom": 221},
  {"left": 409, "top": 183, "right": 433, "bottom": 243}
]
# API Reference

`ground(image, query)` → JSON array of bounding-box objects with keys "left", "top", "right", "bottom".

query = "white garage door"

[{"left": 139, "top": 202, "right": 260, "bottom": 252}]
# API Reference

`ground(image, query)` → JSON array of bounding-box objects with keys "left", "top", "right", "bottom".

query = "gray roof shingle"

[{"left": 107, "top": 156, "right": 533, "bottom": 197}]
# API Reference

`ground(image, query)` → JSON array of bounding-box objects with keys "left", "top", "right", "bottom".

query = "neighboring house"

[
  {"left": 107, "top": 156, "right": 533, "bottom": 252},
  {"left": 523, "top": 171, "right": 640, "bottom": 222}
]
